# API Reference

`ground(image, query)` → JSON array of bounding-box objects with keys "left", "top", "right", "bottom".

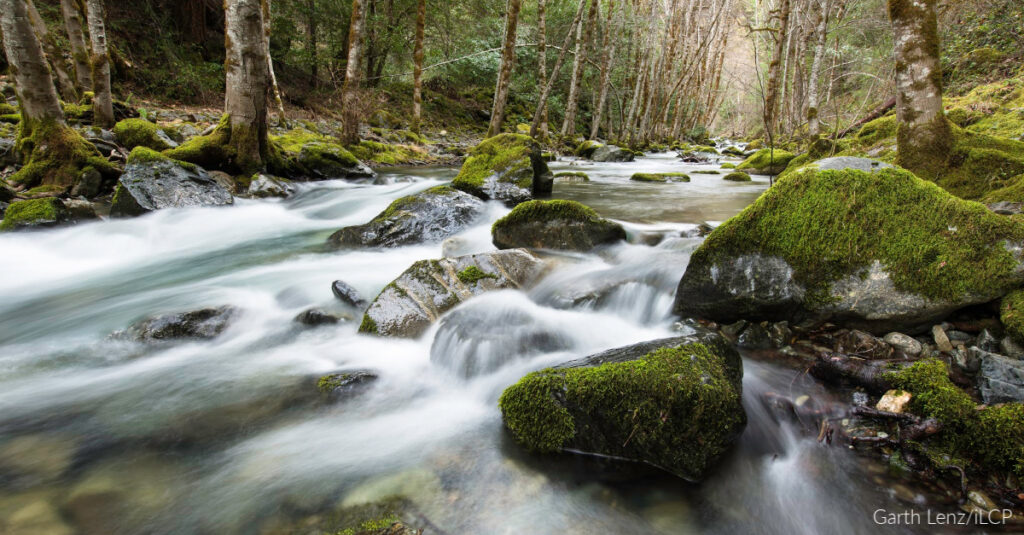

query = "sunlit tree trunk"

[
  {"left": 560, "top": 0, "right": 597, "bottom": 138},
  {"left": 341, "top": 0, "right": 366, "bottom": 144},
  {"left": 411, "top": 0, "right": 425, "bottom": 136},
  {"left": 807, "top": 0, "right": 830, "bottom": 138},
  {"left": 589, "top": 0, "right": 616, "bottom": 140},
  {"left": 536, "top": 0, "right": 548, "bottom": 138},
  {"left": 888, "top": 0, "right": 950, "bottom": 178},
  {"left": 85, "top": 0, "right": 114, "bottom": 128},
  {"left": 487, "top": 0, "right": 521, "bottom": 138},
  {"left": 224, "top": 0, "right": 271, "bottom": 171},
  {"left": 763, "top": 0, "right": 791, "bottom": 146},
  {"left": 0, "top": 0, "right": 65, "bottom": 125},
  {"left": 529, "top": 0, "right": 586, "bottom": 138},
  {"left": 61, "top": 0, "right": 92, "bottom": 92},
  {"left": 25, "top": 0, "right": 77, "bottom": 101}
]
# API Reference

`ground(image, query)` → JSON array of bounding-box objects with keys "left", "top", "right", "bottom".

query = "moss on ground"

[
  {"left": 723, "top": 171, "right": 752, "bottom": 182},
  {"left": 10, "top": 119, "right": 118, "bottom": 190},
  {"left": 347, "top": 139, "right": 427, "bottom": 165},
  {"left": 113, "top": 118, "right": 172, "bottom": 151},
  {"left": 695, "top": 166, "right": 1024, "bottom": 304},
  {"left": 630, "top": 172, "right": 690, "bottom": 183},
  {"left": 452, "top": 133, "right": 535, "bottom": 197},
  {"left": 0, "top": 198, "right": 64, "bottom": 231},
  {"left": 690, "top": 145, "right": 719, "bottom": 154},
  {"left": 736, "top": 148, "right": 797, "bottom": 174}
]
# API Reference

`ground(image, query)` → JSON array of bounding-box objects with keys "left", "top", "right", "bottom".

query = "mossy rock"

[
  {"left": 575, "top": 140, "right": 603, "bottom": 158},
  {"left": 736, "top": 148, "right": 797, "bottom": 175},
  {"left": 721, "top": 162, "right": 736, "bottom": 169},
  {"left": 692, "top": 170, "right": 721, "bottom": 175},
  {"left": 452, "top": 133, "right": 552, "bottom": 205},
  {"left": 491, "top": 200, "right": 626, "bottom": 251},
  {"left": 499, "top": 332, "right": 746, "bottom": 481},
  {"left": 674, "top": 165, "right": 1024, "bottom": 333},
  {"left": 347, "top": 139, "right": 428, "bottom": 166},
  {"left": 111, "top": 147, "right": 233, "bottom": 217},
  {"left": 630, "top": 172, "right": 690, "bottom": 183},
  {"left": 723, "top": 171, "right": 751, "bottom": 182},
  {"left": 0, "top": 198, "right": 67, "bottom": 232},
  {"left": 269, "top": 128, "right": 375, "bottom": 180},
  {"left": 746, "top": 139, "right": 764, "bottom": 150},
  {"left": 690, "top": 145, "right": 719, "bottom": 154},
  {"left": 854, "top": 115, "right": 898, "bottom": 148},
  {"left": 1001, "top": 289, "right": 1024, "bottom": 344},
  {"left": 928, "top": 125, "right": 1024, "bottom": 201},
  {"left": 553, "top": 171, "right": 589, "bottom": 183},
  {"left": 112, "top": 118, "right": 177, "bottom": 151}
]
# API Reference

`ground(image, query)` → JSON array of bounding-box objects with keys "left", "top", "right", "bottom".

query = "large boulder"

[
  {"left": 328, "top": 185, "right": 486, "bottom": 248},
  {"left": 736, "top": 148, "right": 796, "bottom": 175},
  {"left": 110, "top": 148, "right": 233, "bottom": 217},
  {"left": 271, "top": 129, "right": 375, "bottom": 180},
  {"left": 115, "top": 306, "right": 237, "bottom": 343},
  {"left": 0, "top": 198, "right": 68, "bottom": 232},
  {"left": 491, "top": 199, "right": 626, "bottom": 251},
  {"left": 112, "top": 118, "right": 177, "bottom": 151},
  {"left": 451, "top": 134, "right": 553, "bottom": 205},
  {"left": 358, "top": 249, "right": 544, "bottom": 338},
  {"left": 498, "top": 330, "right": 745, "bottom": 481},
  {"left": 674, "top": 165, "right": 1024, "bottom": 333},
  {"left": 591, "top": 144, "right": 635, "bottom": 162}
]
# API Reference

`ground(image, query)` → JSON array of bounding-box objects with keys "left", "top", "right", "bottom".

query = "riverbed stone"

[
  {"left": 591, "top": 144, "right": 635, "bottom": 162},
  {"left": 451, "top": 134, "right": 553, "bottom": 205},
  {"left": 248, "top": 174, "right": 295, "bottom": 198},
  {"left": 491, "top": 199, "right": 626, "bottom": 251},
  {"left": 329, "top": 185, "right": 486, "bottom": 248},
  {"left": 358, "top": 249, "right": 544, "bottom": 338},
  {"left": 0, "top": 198, "right": 68, "bottom": 232},
  {"left": 673, "top": 166, "right": 1024, "bottom": 334},
  {"left": 332, "top": 280, "right": 368, "bottom": 309},
  {"left": 294, "top": 308, "right": 345, "bottom": 326},
  {"left": 883, "top": 332, "right": 923, "bottom": 356},
  {"left": 498, "top": 330, "right": 745, "bottom": 481},
  {"left": 115, "top": 305, "right": 238, "bottom": 342},
  {"left": 110, "top": 147, "right": 233, "bottom": 217},
  {"left": 977, "top": 351, "right": 1024, "bottom": 403}
]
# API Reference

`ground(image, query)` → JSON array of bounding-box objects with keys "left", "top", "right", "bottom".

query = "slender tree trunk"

[
  {"left": 487, "top": 0, "right": 521, "bottom": 138},
  {"left": 536, "top": 0, "right": 548, "bottom": 138},
  {"left": 224, "top": 0, "right": 271, "bottom": 172},
  {"left": 560, "top": 0, "right": 597, "bottom": 138},
  {"left": 529, "top": 0, "right": 586, "bottom": 138},
  {"left": 411, "top": 0, "right": 425, "bottom": 136},
  {"left": 590, "top": 0, "right": 616, "bottom": 141},
  {"left": 264, "top": 0, "right": 287, "bottom": 125},
  {"left": 23, "top": 0, "right": 77, "bottom": 101},
  {"left": 888, "top": 0, "right": 950, "bottom": 178},
  {"left": 307, "top": 0, "right": 318, "bottom": 87},
  {"left": 85, "top": 0, "right": 114, "bottom": 128},
  {"left": 341, "top": 0, "right": 366, "bottom": 144},
  {"left": 807, "top": 0, "right": 830, "bottom": 138},
  {"left": 763, "top": 0, "right": 791, "bottom": 146},
  {"left": 0, "top": 0, "right": 65, "bottom": 125},
  {"left": 61, "top": 0, "right": 92, "bottom": 92}
]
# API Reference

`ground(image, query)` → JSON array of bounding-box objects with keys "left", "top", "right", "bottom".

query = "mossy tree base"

[
  {"left": 11, "top": 119, "right": 118, "bottom": 192},
  {"left": 164, "top": 114, "right": 292, "bottom": 177}
]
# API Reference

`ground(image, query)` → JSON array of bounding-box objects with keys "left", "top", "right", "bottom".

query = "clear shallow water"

[{"left": 0, "top": 154, "right": 952, "bottom": 534}]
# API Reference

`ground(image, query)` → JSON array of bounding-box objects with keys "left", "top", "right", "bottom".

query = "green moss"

[
  {"left": 11, "top": 119, "right": 117, "bottom": 190},
  {"left": 736, "top": 149, "right": 796, "bottom": 174},
  {"left": 721, "top": 162, "right": 736, "bottom": 169},
  {"left": 61, "top": 102, "right": 90, "bottom": 122},
  {"left": 981, "top": 174, "right": 1024, "bottom": 203},
  {"left": 457, "top": 265, "right": 497, "bottom": 284},
  {"left": 0, "top": 198, "right": 63, "bottom": 231},
  {"left": 317, "top": 373, "right": 352, "bottom": 394},
  {"left": 886, "top": 360, "right": 976, "bottom": 425},
  {"left": 164, "top": 115, "right": 233, "bottom": 168},
  {"left": 723, "top": 171, "right": 752, "bottom": 182},
  {"left": 0, "top": 113, "right": 20, "bottom": 124},
  {"left": 933, "top": 125, "right": 1024, "bottom": 200},
  {"left": 1000, "top": 289, "right": 1024, "bottom": 343},
  {"left": 696, "top": 167, "right": 1024, "bottom": 304},
  {"left": 128, "top": 146, "right": 197, "bottom": 172},
  {"left": 358, "top": 314, "right": 378, "bottom": 335},
  {"left": 855, "top": 115, "right": 898, "bottom": 147},
  {"left": 630, "top": 172, "right": 690, "bottom": 183},
  {"left": 691, "top": 145, "right": 719, "bottom": 154},
  {"left": 692, "top": 170, "right": 720, "bottom": 175},
  {"left": 113, "top": 118, "right": 172, "bottom": 151},
  {"left": 554, "top": 171, "right": 589, "bottom": 180},
  {"left": 347, "top": 139, "right": 426, "bottom": 165},
  {"left": 575, "top": 139, "right": 603, "bottom": 158},
  {"left": 23, "top": 185, "right": 65, "bottom": 197},
  {"left": 974, "top": 403, "right": 1024, "bottom": 476},
  {"left": 493, "top": 199, "right": 601, "bottom": 229},
  {"left": 0, "top": 102, "right": 15, "bottom": 115},
  {"left": 452, "top": 134, "right": 535, "bottom": 197}
]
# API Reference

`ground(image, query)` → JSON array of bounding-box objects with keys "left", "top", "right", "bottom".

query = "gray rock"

[
  {"left": 116, "top": 306, "right": 237, "bottom": 342},
  {"left": 737, "top": 323, "right": 773, "bottom": 350},
  {"left": 932, "top": 325, "right": 954, "bottom": 353},
  {"left": 591, "top": 144, "right": 635, "bottom": 162},
  {"left": 987, "top": 201, "right": 1023, "bottom": 216},
  {"left": 0, "top": 198, "right": 69, "bottom": 231},
  {"left": 248, "top": 174, "right": 295, "bottom": 199},
  {"left": 452, "top": 135, "right": 553, "bottom": 206},
  {"left": 110, "top": 156, "right": 233, "bottom": 217},
  {"left": 977, "top": 351, "right": 1024, "bottom": 403},
  {"left": 1001, "top": 336, "right": 1024, "bottom": 359},
  {"left": 155, "top": 128, "right": 179, "bottom": 149},
  {"left": 977, "top": 329, "right": 1000, "bottom": 352},
  {"left": 358, "top": 249, "right": 544, "bottom": 338},
  {"left": 332, "top": 280, "right": 367, "bottom": 309},
  {"left": 958, "top": 346, "right": 985, "bottom": 373},
  {"left": 768, "top": 321, "right": 793, "bottom": 348},
  {"left": 316, "top": 371, "right": 378, "bottom": 402},
  {"left": 63, "top": 199, "right": 99, "bottom": 222},
  {"left": 294, "top": 308, "right": 344, "bottom": 326},
  {"left": 883, "top": 332, "right": 923, "bottom": 356},
  {"left": 329, "top": 186, "right": 485, "bottom": 248},
  {"left": 69, "top": 166, "right": 104, "bottom": 198}
]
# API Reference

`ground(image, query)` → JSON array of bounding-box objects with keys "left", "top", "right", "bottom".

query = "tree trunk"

[
  {"left": 1, "top": 0, "right": 65, "bottom": 125},
  {"left": 23, "top": 0, "right": 77, "bottom": 101},
  {"left": 85, "top": 0, "right": 114, "bottom": 128},
  {"left": 307, "top": 0, "right": 318, "bottom": 87},
  {"left": 807, "top": 0, "right": 830, "bottom": 138},
  {"left": 61, "top": 0, "right": 92, "bottom": 92},
  {"left": 763, "top": 0, "right": 791, "bottom": 146},
  {"left": 888, "top": 0, "right": 951, "bottom": 179},
  {"left": 487, "top": 0, "right": 521, "bottom": 138},
  {"left": 411, "top": 0, "right": 425, "bottom": 136},
  {"left": 264, "top": 0, "right": 287, "bottom": 125},
  {"left": 560, "top": 0, "right": 598, "bottom": 138},
  {"left": 536, "top": 0, "right": 548, "bottom": 138},
  {"left": 224, "top": 0, "right": 271, "bottom": 172},
  {"left": 341, "top": 0, "right": 366, "bottom": 144},
  {"left": 590, "top": 0, "right": 616, "bottom": 141},
  {"left": 529, "top": 0, "right": 587, "bottom": 138}
]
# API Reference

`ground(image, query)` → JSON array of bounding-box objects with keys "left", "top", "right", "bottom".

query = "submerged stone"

[
  {"left": 491, "top": 199, "right": 626, "bottom": 251},
  {"left": 332, "top": 280, "right": 368, "bottom": 309},
  {"left": 247, "top": 174, "right": 295, "bottom": 198}
]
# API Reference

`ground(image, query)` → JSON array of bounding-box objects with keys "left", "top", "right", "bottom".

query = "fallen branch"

[{"left": 833, "top": 96, "right": 896, "bottom": 139}]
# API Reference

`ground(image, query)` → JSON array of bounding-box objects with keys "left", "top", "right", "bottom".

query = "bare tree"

[
  {"left": 763, "top": 0, "right": 792, "bottom": 147},
  {"left": 590, "top": 0, "right": 617, "bottom": 140},
  {"left": 529, "top": 0, "right": 587, "bottom": 138},
  {"left": 341, "top": 0, "right": 367, "bottom": 144},
  {"left": 807, "top": 0, "right": 831, "bottom": 138},
  {"left": 560, "top": 0, "right": 597, "bottom": 138},
  {"left": 85, "top": 0, "right": 114, "bottom": 128},
  {"left": 536, "top": 0, "right": 548, "bottom": 138},
  {"left": 487, "top": 0, "right": 522, "bottom": 138},
  {"left": 61, "top": 0, "right": 92, "bottom": 92},
  {"left": 264, "top": 0, "right": 287, "bottom": 125},
  {"left": 25, "top": 0, "right": 77, "bottom": 100},
  {"left": 411, "top": 0, "right": 425, "bottom": 136}
]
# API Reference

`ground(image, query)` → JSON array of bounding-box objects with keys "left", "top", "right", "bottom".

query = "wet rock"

[
  {"left": 316, "top": 371, "right": 377, "bottom": 402},
  {"left": 679, "top": 222, "right": 715, "bottom": 238},
  {"left": 329, "top": 186, "right": 485, "bottom": 248},
  {"left": 836, "top": 330, "right": 892, "bottom": 359},
  {"left": 332, "top": 280, "right": 368, "bottom": 309},
  {"left": 296, "top": 141, "right": 375, "bottom": 180},
  {"left": 976, "top": 329, "right": 1000, "bottom": 352},
  {"left": 248, "top": 174, "right": 295, "bottom": 199},
  {"left": 110, "top": 148, "right": 233, "bottom": 217},
  {"left": 591, "top": 144, "right": 635, "bottom": 162},
  {"left": 987, "top": 201, "right": 1022, "bottom": 215},
  {"left": 451, "top": 134, "right": 552, "bottom": 205},
  {"left": 0, "top": 434, "right": 77, "bottom": 487},
  {"left": 499, "top": 330, "right": 745, "bottom": 481},
  {"left": 933, "top": 325, "right": 954, "bottom": 353},
  {"left": 1001, "top": 336, "right": 1024, "bottom": 359},
  {"left": 69, "top": 166, "right": 104, "bottom": 198},
  {"left": 116, "top": 306, "right": 237, "bottom": 342},
  {"left": 359, "top": 249, "right": 544, "bottom": 338},
  {"left": 876, "top": 389, "right": 912, "bottom": 413},
  {"left": 977, "top": 351, "right": 1024, "bottom": 403},
  {"left": 4, "top": 500, "right": 74, "bottom": 535},
  {"left": 0, "top": 198, "right": 69, "bottom": 232},
  {"left": 768, "top": 321, "right": 793, "bottom": 348},
  {"left": 737, "top": 322, "right": 773, "bottom": 350},
  {"left": 883, "top": 332, "right": 923, "bottom": 356},
  {"left": 491, "top": 199, "right": 626, "bottom": 251},
  {"left": 294, "top": 308, "right": 345, "bottom": 326},
  {"left": 63, "top": 199, "right": 100, "bottom": 222},
  {"left": 0, "top": 137, "right": 14, "bottom": 166},
  {"left": 673, "top": 165, "right": 1024, "bottom": 334},
  {"left": 958, "top": 346, "right": 985, "bottom": 373}
]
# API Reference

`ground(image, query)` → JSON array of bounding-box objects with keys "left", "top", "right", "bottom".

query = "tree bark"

[
  {"left": 25, "top": 0, "right": 77, "bottom": 101},
  {"left": 411, "top": 0, "right": 425, "bottom": 136},
  {"left": 0, "top": 0, "right": 65, "bottom": 125},
  {"left": 763, "top": 0, "right": 791, "bottom": 147},
  {"left": 85, "top": 0, "right": 114, "bottom": 128},
  {"left": 807, "top": 0, "right": 830, "bottom": 138},
  {"left": 263, "top": 0, "right": 287, "bottom": 125},
  {"left": 224, "top": 0, "right": 271, "bottom": 172},
  {"left": 560, "top": 0, "right": 597, "bottom": 138},
  {"left": 307, "top": 0, "right": 318, "bottom": 87},
  {"left": 529, "top": 0, "right": 587, "bottom": 138},
  {"left": 341, "top": 0, "right": 366, "bottom": 144},
  {"left": 589, "top": 0, "right": 616, "bottom": 140},
  {"left": 536, "top": 0, "right": 548, "bottom": 138},
  {"left": 888, "top": 0, "right": 951, "bottom": 179},
  {"left": 61, "top": 0, "right": 92, "bottom": 92},
  {"left": 487, "top": 0, "right": 521, "bottom": 138}
]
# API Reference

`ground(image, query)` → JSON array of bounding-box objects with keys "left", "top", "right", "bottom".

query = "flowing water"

[{"left": 0, "top": 152, "right": 958, "bottom": 534}]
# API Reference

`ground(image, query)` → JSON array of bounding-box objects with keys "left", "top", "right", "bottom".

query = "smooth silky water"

[{"left": 0, "top": 153, "right": 947, "bottom": 534}]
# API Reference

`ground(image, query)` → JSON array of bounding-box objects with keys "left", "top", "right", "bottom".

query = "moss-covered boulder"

[
  {"left": 0, "top": 198, "right": 68, "bottom": 232},
  {"left": 553, "top": 171, "right": 589, "bottom": 183},
  {"left": 329, "top": 185, "right": 486, "bottom": 248},
  {"left": 631, "top": 172, "right": 690, "bottom": 183},
  {"left": 359, "top": 249, "right": 544, "bottom": 338},
  {"left": 591, "top": 144, "right": 634, "bottom": 162},
  {"left": 491, "top": 200, "right": 625, "bottom": 251},
  {"left": 247, "top": 174, "right": 295, "bottom": 199},
  {"left": 674, "top": 165, "right": 1024, "bottom": 333},
  {"left": 736, "top": 148, "right": 797, "bottom": 175},
  {"left": 110, "top": 147, "right": 233, "bottom": 217},
  {"left": 498, "top": 331, "right": 745, "bottom": 481},
  {"left": 723, "top": 171, "right": 751, "bottom": 182},
  {"left": 575, "top": 140, "right": 602, "bottom": 158},
  {"left": 452, "top": 134, "right": 552, "bottom": 205},
  {"left": 112, "top": 118, "right": 177, "bottom": 151}
]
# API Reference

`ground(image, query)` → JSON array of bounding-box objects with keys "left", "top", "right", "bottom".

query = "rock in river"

[
  {"left": 358, "top": 249, "right": 544, "bottom": 338},
  {"left": 491, "top": 199, "right": 626, "bottom": 251},
  {"left": 673, "top": 165, "right": 1024, "bottom": 333},
  {"left": 498, "top": 329, "right": 745, "bottom": 481},
  {"left": 110, "top": 147, "right": 233, "bottom": 217},
  {"left": 115, "top": 306, "right": 238, "bottom": 342},
  {"left": 451, "top": 134, "right": 553, "bottom": 205},
  {"left": 329, "top": 185, "right": 486, "bottom": 248}
]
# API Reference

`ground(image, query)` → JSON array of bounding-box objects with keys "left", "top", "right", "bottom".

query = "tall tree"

[
  {"left": 264, "top": 0, "right": 287, "bottom": 124},
  {"left": 806, "top": 0, "right": 831, "bottom": 138},
  {"left": 306, "top": 0, "right": 318, "bottom": 86},
  {"left": 85, "top": 0, "right": 114, "bottom": 128},
  {"left": 590, "top": 0, "right": 616, "bottom": 140},
  {"left": 487, "top": 0, "right": 522, "bottom": 138},
  {"left": 25, "top": 0, "right": 77, "bottom": 101},
  {"left": 411, "top": 0, "right": 425, "bottom": 136},
  {"left": 529, "top": 0, "right": 587, "bottom": 138},
  {"left": 560, "top": 0, "right": 597, "bottom": 138},
  {"left": 60, "top": 0, "right": 92, "bottom": 92},
  {"left": 888, "top": 0, "right": 950, "bottom": 178},
  {"left": 536, "top": 0, "right": 548, "bottom": 138},
  {"left": 763, "top": 0, "right": 792, "bottom": 148},
  {"left": 341, "top": 0, "right": 367, "bottom": 144}
]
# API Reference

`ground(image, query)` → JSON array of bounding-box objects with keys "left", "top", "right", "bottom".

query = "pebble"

[
  {"left": 932, "top": 325, "right": 954, "bottom": 353},
  {"left": 883, "top": 332, "right": 923, "bottom": 356},
  {"left": 876, "top": 390, "right": 912, "bottom": 413}
]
